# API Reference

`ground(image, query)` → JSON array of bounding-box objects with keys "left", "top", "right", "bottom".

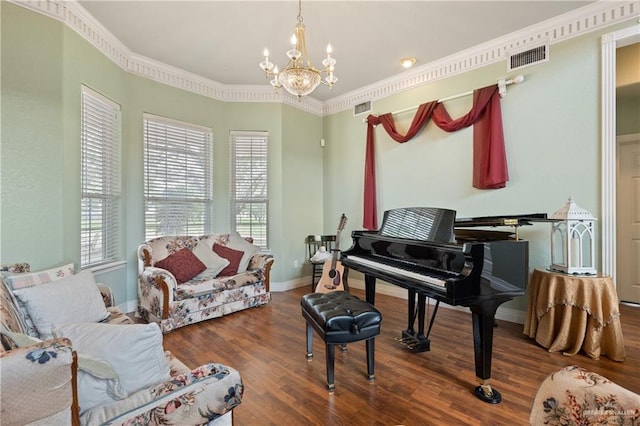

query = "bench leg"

[
  {"left": 326, "top": 343, "right": 336, "bottom": 392},
  {"left": 366, "top": 338, "right": 375, "bottom": 381},
  {"left": 306, "top": 323, "right": 313, "bottom": 359}
]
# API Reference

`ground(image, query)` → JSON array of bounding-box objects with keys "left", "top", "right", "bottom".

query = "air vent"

[
  {"left": 508, "top": 44, "right": 549, "bottom": 71},
  {"left": 353, "top": 101, "right": 372, "bottom": 116}
]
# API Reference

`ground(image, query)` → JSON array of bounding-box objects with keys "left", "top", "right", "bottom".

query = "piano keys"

[{"left": 341, "top": 207, "right": 545, "bottom": 404}]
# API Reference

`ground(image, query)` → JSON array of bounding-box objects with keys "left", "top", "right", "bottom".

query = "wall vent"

[
  {"left": 353, "top": 101, "right": 372, "bottom": 116},
  {"left": 508, "top": 44, "right": 549, "bottom": 71}
]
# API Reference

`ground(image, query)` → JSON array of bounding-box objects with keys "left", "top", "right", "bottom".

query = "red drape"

[{"left": 363, "top": 84, "right": 508, "bottom": 230}]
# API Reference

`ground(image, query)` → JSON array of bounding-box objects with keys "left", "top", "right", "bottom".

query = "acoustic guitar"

[{"left": 315, "top": 214, "right": 348, "bottom": 293}]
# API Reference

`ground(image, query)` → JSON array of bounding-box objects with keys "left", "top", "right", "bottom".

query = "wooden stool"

[{"left": 301, "top": 291, "right": 382, "bottom": 391}]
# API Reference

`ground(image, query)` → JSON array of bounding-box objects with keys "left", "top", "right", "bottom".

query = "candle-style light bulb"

[
  {"left": 326, "top": 43, "right": 333, "bottom": 55},
  {"left": 263, "top": 48, "right": 269, "bottom": 58},
  {"left": 290, "top": 34, "right": 297, "bottom": 45}
]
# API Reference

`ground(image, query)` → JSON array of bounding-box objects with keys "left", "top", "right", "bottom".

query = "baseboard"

[
  {"left": 120, "top": 300, "right": 138, "bottom": 315},
  {"left": 270, "top": 277, "right": 310, "bottom": 292}
]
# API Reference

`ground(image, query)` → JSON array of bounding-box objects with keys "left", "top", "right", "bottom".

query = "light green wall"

[
  {"left": 0, "top": 2, "right": 322, "bottom": 305},
  {"left": 281, "top": 104, "right": 323, "bottom": 281},
  {"left": 1, "top": 5, "right": 65, "bottom": 268},
  {"left": 322, "top": 30, "right": 611, "bottom": 312}
]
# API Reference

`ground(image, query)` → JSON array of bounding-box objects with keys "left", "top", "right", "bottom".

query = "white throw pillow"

[
  {"left": 12, "top": 270, "right": 109, "bottom": 339},
  {"left": 76, "top": 354, "right": 128, "bottom": 414},
  {"left": 193, "top": 240, "right": 230, "bottom": 276},
  {"left": 227, "top": 232, "right": 260, "bottom": 273},
  {"left": 53, "top": 322, "right": 170, "bottom": 396}
]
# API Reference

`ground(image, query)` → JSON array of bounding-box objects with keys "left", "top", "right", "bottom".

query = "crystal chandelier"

[{"left": 259, "top": 0, "right": 337, "bottom": 100}]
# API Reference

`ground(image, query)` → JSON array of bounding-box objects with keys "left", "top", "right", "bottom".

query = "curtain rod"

[{"left": 363, "top": 75, "right": 524, "bottom": 122}]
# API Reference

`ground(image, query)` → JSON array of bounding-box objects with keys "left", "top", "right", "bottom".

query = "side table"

[{"left": 523, "top": 268, "right": 625, "bottom": 361}]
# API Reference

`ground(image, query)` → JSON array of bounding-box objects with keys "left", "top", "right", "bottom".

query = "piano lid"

[
  {"left": 455, "top": 213, "right": 548, "bottom": 228},
  {"left": 379, "top": 207, "right": 456, "bottom": 243}
]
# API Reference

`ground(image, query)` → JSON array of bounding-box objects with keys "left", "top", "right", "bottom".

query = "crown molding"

[
  {"left": 322, "top": 0, "right": 640, "bottom": 116},
  {"left": 8, "top": 0, "right": 640, "bottom": 117}
]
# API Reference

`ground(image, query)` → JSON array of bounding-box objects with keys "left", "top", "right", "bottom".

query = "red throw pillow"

[
  {"left": 212, "top": 244, "right": 244, "bottom": 276},
  {"left": 155, "top": 248, "right": 206, "bottom": 284}
]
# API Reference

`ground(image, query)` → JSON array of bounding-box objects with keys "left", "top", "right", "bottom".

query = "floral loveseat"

[
  {"left": 137, "top": 232, "right": 274, "bottom": 333},
  {"left": 1, "top": 263, "right": 243, "bottom": 425}
]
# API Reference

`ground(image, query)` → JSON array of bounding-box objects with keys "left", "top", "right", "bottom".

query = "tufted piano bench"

[{"left": 301, "top": 291, "right": 382, "bottom": 391}]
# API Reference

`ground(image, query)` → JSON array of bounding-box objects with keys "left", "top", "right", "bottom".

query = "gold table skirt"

[{"left": 523, "top": 269, "right": 625, "bottom": 361}]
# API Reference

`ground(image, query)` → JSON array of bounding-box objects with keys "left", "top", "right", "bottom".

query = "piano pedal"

[
  {"left": 408, "top": 339, "right": 431, "bottom": 353},
  {"left": 399, "top": 331, "right": 431, "bottom": 352},
  {"left": 394, "top": 336, "right": 411, "bottom": 346}
]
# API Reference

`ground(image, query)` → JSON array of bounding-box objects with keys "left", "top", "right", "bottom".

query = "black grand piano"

[{"left": 340, "top": 207, "right": 546, "bottom": 404}]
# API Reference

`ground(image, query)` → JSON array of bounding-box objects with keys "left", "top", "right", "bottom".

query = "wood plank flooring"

[{"left": 161, "top": 287, "right": 640, "bottom": 425}]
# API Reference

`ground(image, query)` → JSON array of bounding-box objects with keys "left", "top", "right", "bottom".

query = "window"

[
  {"left": 230, "top": 131, "right": 269, "bottom": 248},
  {"left": 80, "top": 86, "right": 121, "bottom": 267},
  {"left": 143, "top": 114, "right": 213, "bottom": 239}
]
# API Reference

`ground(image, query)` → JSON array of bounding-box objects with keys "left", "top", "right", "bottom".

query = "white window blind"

[
  {"left": 80, "top": 86, "right": 121, "bottom": 267},
  {"left": 230, "top": 131, "right": 269, "bottom": 248},
  {"left": 144, "top": 114, "right": 213, "bottom": 239}
]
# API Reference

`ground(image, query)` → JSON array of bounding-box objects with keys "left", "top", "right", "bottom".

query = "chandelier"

[{"left": 259, "top": 0, "right": 337, "bottom": 99}]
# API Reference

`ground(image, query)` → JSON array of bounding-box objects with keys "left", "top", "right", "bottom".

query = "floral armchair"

[
  {"left": 530, "top": 365, "right": 640, "bottom": 425},
  {"left": 1, "top": 263, "right": 244, "bottom": 425}
]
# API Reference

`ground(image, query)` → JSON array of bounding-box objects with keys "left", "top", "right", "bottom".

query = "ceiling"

[{"left": 78, "top": 1, "right": 595, "bottom": 102}]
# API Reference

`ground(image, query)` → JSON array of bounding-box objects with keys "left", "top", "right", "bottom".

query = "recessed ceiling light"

[{"left": 400, "top": 57, "right": 416, "bottom": 68}]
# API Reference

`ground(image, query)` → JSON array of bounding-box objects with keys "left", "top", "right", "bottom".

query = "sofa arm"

[
  {"left": 0, "top": 338, "right": 79, "bottom": 425},
  {"left": 139, "top": 267, "right": 178, "bottom": 320},
  {"left": 137, "top": 243, "right": 153, "bottom": 275},
  {"left": 97, "top": 284, "right": 116, "bottom": 308},
  {"left": 81, "top": 362, "right": 243, "bottom": 425},
  {"left": 248, "top": 253, "right": 274, "bottom": 291}
]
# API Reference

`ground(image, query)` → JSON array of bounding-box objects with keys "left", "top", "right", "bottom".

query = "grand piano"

[{"left": 340, "top": 207, "right": 546, "bottom": 404}]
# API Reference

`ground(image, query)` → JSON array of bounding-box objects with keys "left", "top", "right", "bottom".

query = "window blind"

[
  {"left": 144, "top": 114, "right": 213, "bottom": 239},
  {"left": 230, "top": 131, "right": 269, "bottom": 248},
  {"left": 80, "top": 86, "right": 121, "bottom": 267}
]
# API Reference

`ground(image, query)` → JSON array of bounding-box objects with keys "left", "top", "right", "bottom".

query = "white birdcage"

[{"left": 549, "top": 197, "right": 597, "bottom": 275}]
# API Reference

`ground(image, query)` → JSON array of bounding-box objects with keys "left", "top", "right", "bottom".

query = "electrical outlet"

[{"left": 293, "top": 260, "right": 299, "bottom": 268}]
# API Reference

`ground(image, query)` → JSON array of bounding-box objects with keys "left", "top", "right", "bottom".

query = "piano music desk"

[{"left": 523, "top": 269, "right": 626, "bottom": 361}]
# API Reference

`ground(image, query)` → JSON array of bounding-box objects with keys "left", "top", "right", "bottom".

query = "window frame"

[
  {"left": 143, "top": 113, "right": 213, "bottom": 240},
  {"left": 80, "top": 85, "right": 122, "bottom": 268},
  {"left": 230, "top": 130, "right": 269, "bottom": 249}
]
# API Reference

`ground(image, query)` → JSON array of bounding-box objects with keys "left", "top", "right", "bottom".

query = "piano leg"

[
  {"left": 469, "top": 299, "right": 507, "bottom": 404},
  {"left": 364, "top": 274, "right": 377, "bottom": 305}
]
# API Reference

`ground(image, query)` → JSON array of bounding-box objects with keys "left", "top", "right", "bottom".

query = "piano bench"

[{"left": 300, "top": 291, "right": 382, "bottom": 392}]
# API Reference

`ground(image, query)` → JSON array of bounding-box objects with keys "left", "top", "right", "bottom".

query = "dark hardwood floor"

[{"left": 161, "top": 287, "right": 639, "bottom": 425}]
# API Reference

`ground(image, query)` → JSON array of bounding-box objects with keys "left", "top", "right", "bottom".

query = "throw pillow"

[
  {"left": 3, "top": 262, "right": 75, "bottom": 290},
  {"left": 227, "top": 232, "right": 261, "bottom": 273},
  {"left": 155, "top": 248, "right": 206, "bottom": 284},
  {"left": 193, "top": 240, "right": 230, "bottom": 276},
  {"left": 212, "top": 244, "right": 244, "bottom": 276},
  {"left": 53, "top": 322, "right": 170, "bottom": 397},
  {"left": 75, "top": 354, "right": 128, "bottom": 414},
  {"left": 12, "top": 270, "right": 109, "bottom": 339}
]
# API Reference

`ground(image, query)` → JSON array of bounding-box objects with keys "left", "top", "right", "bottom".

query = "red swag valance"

[{"left": 363, "top": 84, "right": 509, "bottom": 230}]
